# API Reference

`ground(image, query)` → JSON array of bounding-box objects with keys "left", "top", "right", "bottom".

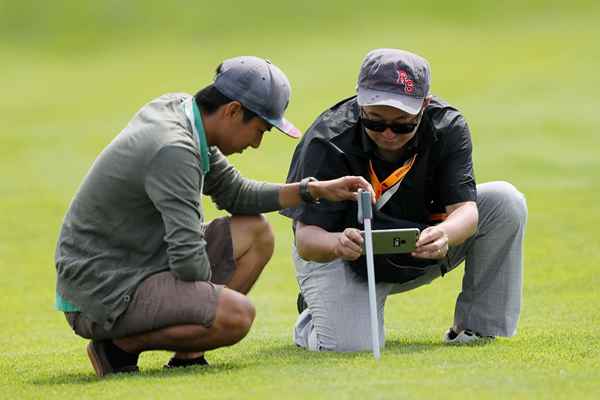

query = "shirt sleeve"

[
  {"left": 203, "top": 147, "right": 282, "bottom": 214},
  {"left": 437, "top": 114, "right": 477, "bottom": 206},
  {"left": 144, "top": 145, "right": 211, "bottom": 281},
  {"left": 290, "top": 139, "right": 354, "bottom": 232}
]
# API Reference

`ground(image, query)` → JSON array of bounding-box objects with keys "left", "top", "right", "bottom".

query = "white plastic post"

[{"left": 358, "top": 190, "right": 380, "bottom": 360}]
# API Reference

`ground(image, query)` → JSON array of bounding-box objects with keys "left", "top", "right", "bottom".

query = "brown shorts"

[{"left": 65, "top": 217, "right": 236, "bottom": 340}]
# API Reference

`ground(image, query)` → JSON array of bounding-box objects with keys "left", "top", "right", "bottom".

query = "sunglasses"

[{"left": 361, "top": 112, "right": 420, "bottom": 135}]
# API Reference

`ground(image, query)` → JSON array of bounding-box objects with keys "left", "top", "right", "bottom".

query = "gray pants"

[{"left": 293, "top": 181, "right": 528, "bottom": 352}]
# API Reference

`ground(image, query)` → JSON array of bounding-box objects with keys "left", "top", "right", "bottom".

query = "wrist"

[
  {"left": 299, "top": 177, "right": 320, "bottom": 204},
  {"left": 308, "top": 180, "right": 320, "bottom": 201},
  {"left": 435, "top": 224, "right": 451, "bottom": 245},
  {"left": 331, "top": 232, "right": 342, "bottom": 256}
]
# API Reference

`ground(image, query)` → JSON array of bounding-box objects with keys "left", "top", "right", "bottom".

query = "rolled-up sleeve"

[{"left": 144, "top": 145, "right": 211, "bottom": 281}]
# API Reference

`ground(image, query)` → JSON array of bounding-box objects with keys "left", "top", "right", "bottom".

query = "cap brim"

[
  {"left": 266, "top": 117, "right": 301, "bottom": 138},
  {"left": 357, "top": 88, "right": 424, "bottom": 115}
]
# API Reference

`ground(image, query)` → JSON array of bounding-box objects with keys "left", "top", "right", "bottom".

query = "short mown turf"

[{"left": 1, "top": 1, "right": 599, "bottom": 399}]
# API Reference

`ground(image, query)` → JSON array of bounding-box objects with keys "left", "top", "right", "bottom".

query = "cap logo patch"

[{"left": 396, "top": 69, "right": 415, "bottom": 94}]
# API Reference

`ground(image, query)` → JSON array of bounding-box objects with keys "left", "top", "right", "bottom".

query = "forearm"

[
  {"left": 208, "top": 174, "right": 282, "bottom": 214},
  {"left": 295, "top": 222, "right": 341, "bottom": 263},
  {"left": 156, "top": 196, "right": 213, "bottom": 281},
  {"left": 278, "top": 181, "right": 319, "bottom": 209},
  {"left": 204, "top": 147, "right": 282, "bottom": 213},
  {"left": 145, "top": 146, "right": 214, "bottom": 281},
  {"left": 168, "top": 245, "right": 212, "bottom": 281},
  {"left": 438, "top": 201, "right": 478, "bottom": 246},
  {"left": 279, "top": 176, "right": 373, "bottom": 209}
]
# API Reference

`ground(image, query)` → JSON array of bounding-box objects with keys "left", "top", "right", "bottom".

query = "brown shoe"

[{"left": 86, "top": 340, "right": 139, "bottom": 377}]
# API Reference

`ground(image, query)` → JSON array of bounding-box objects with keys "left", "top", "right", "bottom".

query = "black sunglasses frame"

[{"left": 360, "top": 111, "right": 421, "bottom": 135}]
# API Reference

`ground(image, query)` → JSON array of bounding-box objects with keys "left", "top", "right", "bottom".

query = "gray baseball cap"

[
  {"left": 357, "top": 48, "right": 431, "bottom": 115},
  {"left": 213, "top": 56, "right": 301, "bottom": 138}
]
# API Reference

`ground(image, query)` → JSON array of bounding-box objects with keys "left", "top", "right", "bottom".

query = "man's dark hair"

[{"left": 194, "top": 64, "right": 258, "bottom": 123}]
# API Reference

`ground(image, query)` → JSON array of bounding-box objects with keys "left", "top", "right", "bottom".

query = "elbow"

[
  {"left": 295, "top": 225, "right": 317, "bottom": 261},
  {"left": 295, "top": 233, "right": 311, "bottom": 260},
  {"left": 213, "top": 197, "right": 234, "bottom": 212},
  {"left": 297, "top": 242, "right": 314, "bottom": 261},
  {"left": 295, "top": 225, "right": 336, "bottom": 263},
  {"left": 297, "top": 243, "right": 328, "bottom": 263},
  {"left": 468, "top": 205, "right": 479, "bottom": 238}
]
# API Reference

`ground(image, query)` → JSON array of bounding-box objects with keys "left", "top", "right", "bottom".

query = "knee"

[
  {"left": 230, "top": 214, "right": 275, "bottom": 260},
  {"left": 246, "top": 214, "right": 275, "bottom": 258},
  {"left": 298, "top": 307, "right": 378, "bottom": 353},
  {"left": 254, "top": 215, "right": 275, "bottom": 250},
  {"left": 309, "top": 329, "right": 376, "bottom": 353},
  {"left": 213, "top": 289, "right": 255, "bottom": 344},
  {"left": 479, "top": 181, "right": 528, "bottom": 226}
]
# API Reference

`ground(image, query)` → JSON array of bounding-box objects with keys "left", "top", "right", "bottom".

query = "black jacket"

[{"left": 280, "top": 95, "right": 476, "bottom": 282}]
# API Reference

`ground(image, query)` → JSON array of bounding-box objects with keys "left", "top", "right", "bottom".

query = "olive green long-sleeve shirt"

[{"left": 55, "top": 93, "right": 281, "bottom": 330}]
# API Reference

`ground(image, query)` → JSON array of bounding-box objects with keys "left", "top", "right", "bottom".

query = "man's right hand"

[
  {"left": 332, "top": 228, "right": 364, "bottom": 261},
  {"left": 312, "top": 176, "right": 376, "bottom": 204}
]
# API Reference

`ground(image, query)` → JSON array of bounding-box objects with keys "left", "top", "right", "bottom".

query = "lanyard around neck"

[
  {"left": 183, "top": 98, "right": 210, "bottom": 175},
  {"left": 368, "top": 154, "right": 417, "bottom": 210}
]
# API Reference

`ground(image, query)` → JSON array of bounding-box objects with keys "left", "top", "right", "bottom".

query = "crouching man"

[
  {"left": 55, "top": 56, "right": 373, "bottom": 376},
  {"left": 280, "top": 49, "right": 528, "bottom": 352}
]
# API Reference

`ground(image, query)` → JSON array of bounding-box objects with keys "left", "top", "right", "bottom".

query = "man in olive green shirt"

[{"left": 55, "top": 56, "right": 373, "bottom": 377}]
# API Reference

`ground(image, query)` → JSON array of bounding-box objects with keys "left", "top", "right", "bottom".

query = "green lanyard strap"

[{"left": 187, "top": 98, "right": 210, "bottom": 175}]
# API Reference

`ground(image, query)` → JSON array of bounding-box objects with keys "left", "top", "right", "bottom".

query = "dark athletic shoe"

[
  {"left": 164, "top": 355, "right": 209, "bottom": 369},
  {"left": 443, "top": 328, "right": 495, "bottom": 345},
  {"left": 86, "top": 340, "right": 139, "bottom": 377},
  {"left": 296, "top": 292, "right": 307, "bottom": 314}
]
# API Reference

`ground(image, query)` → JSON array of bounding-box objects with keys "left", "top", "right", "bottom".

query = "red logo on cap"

[{"left": 396, "top": 69, "right": 415, "bottom": 94}]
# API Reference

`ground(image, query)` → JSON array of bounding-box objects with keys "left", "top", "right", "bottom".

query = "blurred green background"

[{"left": 1, "top": 1, "right": 599, "bottom": 399}]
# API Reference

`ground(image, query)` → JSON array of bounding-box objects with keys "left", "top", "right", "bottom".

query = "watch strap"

[{"left": 299, "top": 177, "right": 319, "bottom": 204}]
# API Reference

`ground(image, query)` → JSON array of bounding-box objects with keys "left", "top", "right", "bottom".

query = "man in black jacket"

[{"left": 281, "top": 48, "right": 528, "bottom": 351}]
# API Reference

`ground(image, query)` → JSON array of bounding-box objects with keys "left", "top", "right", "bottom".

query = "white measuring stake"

[{"left": 358, "top": 189, "right": 380, "bottom": 360}]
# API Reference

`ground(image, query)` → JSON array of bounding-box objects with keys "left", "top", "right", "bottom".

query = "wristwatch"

[{"left": 299, "top": 177, "right": 319, "bottom": 204}]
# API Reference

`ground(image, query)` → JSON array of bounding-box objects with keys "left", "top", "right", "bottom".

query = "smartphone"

[{"left": 360, "top": 228, "right": 420, "bottom": 254}]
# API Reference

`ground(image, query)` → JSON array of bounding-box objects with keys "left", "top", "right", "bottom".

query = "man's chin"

[
  {"left": 379, "top": 140, "right": 411, "bottom": 151},
  {"left": 376, "top": 143, "right": 404, "bottom": 152},
  {"left": 220, "top": 146, "right": 245, "bottom": 156}
]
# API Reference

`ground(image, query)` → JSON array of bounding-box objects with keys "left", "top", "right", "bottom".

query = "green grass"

[{"left": 1, "top": 1, "right": 600, "bottom": 398}]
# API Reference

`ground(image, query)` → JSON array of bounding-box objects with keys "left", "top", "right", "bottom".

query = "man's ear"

[
  {"left": 222, "top": 101, "right": 243, "bottom": 119},
  {"left": 422, "top": 95, "right": 432, "bottom": 108}
]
